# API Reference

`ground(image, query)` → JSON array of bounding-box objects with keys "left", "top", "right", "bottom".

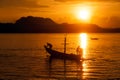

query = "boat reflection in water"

[{"left": 47, "top": 56, "right": 83, "bottom": 80}]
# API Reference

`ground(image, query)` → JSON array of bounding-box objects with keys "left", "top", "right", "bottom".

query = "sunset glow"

[
  {"left": 0, "top": 0, "right": 120, "bottom": 79},
  {"left": 0, "top": 0, "right": 120, "bottom": 28}
]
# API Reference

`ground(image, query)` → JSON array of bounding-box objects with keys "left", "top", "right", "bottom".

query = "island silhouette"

[{"left": 0, "top": 16, "right": 120, "bottom": 33}]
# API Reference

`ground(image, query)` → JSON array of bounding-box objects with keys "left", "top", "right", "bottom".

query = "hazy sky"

[{"left": 0, "top": 0, "right": 120, "bottom": 28}]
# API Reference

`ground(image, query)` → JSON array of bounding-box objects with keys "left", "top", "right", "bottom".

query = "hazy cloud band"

[
  {"left": 0, "top": 0, "right": 49, "bottom": 8},
  {"left": 55, "top": 0, "right": 120, "bottom": 2}
]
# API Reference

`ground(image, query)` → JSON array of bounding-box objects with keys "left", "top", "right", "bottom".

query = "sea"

[{"left": 0, "top": 33, "right": 120, "bottom": 80}]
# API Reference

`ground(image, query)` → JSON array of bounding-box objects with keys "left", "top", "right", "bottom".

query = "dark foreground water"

[{"left": 0, "top": 33, "right": 120, "bottom": 80}]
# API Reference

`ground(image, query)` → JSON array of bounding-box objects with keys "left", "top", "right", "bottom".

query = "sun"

[
  {"left": 74, "top": 7, "right": 92, "bottom": 22},
  {"left": 77, "top": 9, "right": 90, "bottom": 21}
]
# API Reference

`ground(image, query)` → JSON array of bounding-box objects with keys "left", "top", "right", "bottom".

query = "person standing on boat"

[
  {"left": 76, "top": 46, "right": 83, "bottom": 56},
  {"left": 47, "top": 43, "right": 53, "bottom": 49}
]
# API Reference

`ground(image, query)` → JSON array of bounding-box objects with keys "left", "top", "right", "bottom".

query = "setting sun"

[
  {"left": 74, "top": 6, "right": 92, "bottom": 22},
  {"left": 78, "top": 9, "right": 90, "bottom": 20}
]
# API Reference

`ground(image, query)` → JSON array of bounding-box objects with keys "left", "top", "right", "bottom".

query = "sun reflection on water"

[
  {"left": 79, "top": 33, "right": 87, "bottom": 58},
  {"left": 79, "top": 33, "right": 88, "bottom": 79}
]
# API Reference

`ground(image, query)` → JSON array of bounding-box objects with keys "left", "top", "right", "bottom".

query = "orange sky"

[{"left": 0, "top": 0, "right": 120, "bottom": 28}]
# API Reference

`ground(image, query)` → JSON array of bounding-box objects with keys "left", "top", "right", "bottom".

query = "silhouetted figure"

[
  {"left": 47, "top": 43, "right": 53, "bottom": 49},
  {"left": 76, "top": 46, "right": 83, "bottom": 56}
]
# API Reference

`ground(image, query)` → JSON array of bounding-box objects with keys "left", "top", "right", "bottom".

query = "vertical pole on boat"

[
  {"left": 64, "top": 34, "right": 67, "bottom": 56},
  {"left": 64, "top": 34, "right": 67, "bottom": 79}
]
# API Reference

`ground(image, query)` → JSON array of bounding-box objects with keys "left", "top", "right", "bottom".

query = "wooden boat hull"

[{"left": 44, "top": 45, "right": 81, "bottom": 61}]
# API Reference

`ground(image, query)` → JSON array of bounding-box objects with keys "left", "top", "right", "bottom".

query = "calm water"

[{"left": 0, "top": 33, "right": 120, "bottom": 80}]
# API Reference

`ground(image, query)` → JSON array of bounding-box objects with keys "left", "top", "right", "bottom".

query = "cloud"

[
  {"left": 96, "top": 16, "right": 120, "bottom": 28},
  {"left": 54, "top": 0, "right": 120, "bottom": 2},
  {"left": 0, "top": 0, "right": 49, "bottom": 8},
  {"left": 106, "top": 16, "right": 120, "bottom": 27}
]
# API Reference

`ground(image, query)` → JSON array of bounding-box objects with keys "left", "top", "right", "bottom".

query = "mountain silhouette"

[{"left": 0, "top": 16, "right": 120, "bottom": 33}]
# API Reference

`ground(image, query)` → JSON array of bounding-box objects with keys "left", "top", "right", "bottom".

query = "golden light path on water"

[
  {"left": 79, "top": 33, "right": 87, "bottom": 58},
  {"left": 79, "top": 33, "right": 88, "bottom": 79}
]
